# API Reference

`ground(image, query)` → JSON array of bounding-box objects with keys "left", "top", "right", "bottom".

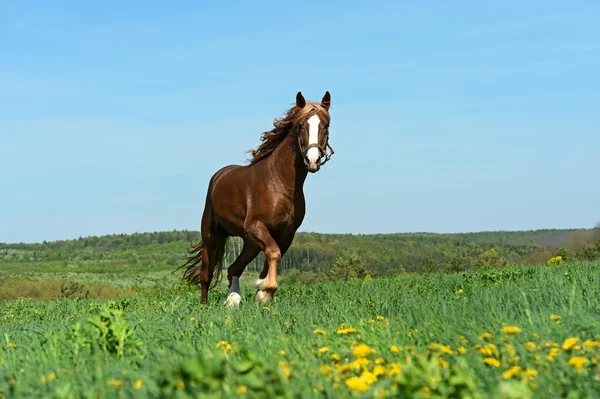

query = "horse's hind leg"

[
  {"left": 199, "top": 207, "right": 228, "bottom": 304},
  {"left": 224, "top": 240, "right": 260, "bottom": 307}
]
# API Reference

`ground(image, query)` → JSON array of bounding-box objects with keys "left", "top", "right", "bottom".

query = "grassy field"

[{"left": 1, "top": 261, "right": 599, "bottom": 398}]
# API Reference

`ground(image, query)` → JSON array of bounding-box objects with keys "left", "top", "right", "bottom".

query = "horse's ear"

[
  {"left": 321, "top": 91, "right": 331, "bottom": 110},
  {"left": 296, "top": 91, "right": 306, "bottom": 108}
]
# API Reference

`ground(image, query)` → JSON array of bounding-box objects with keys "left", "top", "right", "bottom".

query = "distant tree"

[
  {"left": 329, "top": 254, "right": 370, "bottom": 281},
  {"left": 554, "top": 247, "right": 574, "bottom": 262},
  {"left": 419, "top": 256, "right": 440, "bottom": 273},
  {"left": 473, "top": 248, "right": 509, "bottom": 269},
  {"left": 446, "top": 253, "right": 471, "bottom": 273}
]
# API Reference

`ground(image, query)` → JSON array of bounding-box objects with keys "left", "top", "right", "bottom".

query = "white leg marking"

[
  {"left": 224, "top": 276, "right": 242, "bottom": 307},
  {"left": 254, "top": 290, "right": 272, "bottom": 303},
  {"left": 255, "top": 277, "right": 267, "bottom": 290},
  {"left": 306, "top": 114, "right": 321, "bottom": 164}
]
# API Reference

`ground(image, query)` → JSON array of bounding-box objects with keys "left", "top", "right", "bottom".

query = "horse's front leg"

[{"left": 245, "top": 221, "right": 283, "bottom": 303}]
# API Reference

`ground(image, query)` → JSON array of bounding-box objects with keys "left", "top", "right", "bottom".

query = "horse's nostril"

[{"left": 304, "top": 156, "right": 310, "bottom": 164}]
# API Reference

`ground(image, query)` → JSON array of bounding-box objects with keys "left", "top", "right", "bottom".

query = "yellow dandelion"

[
  {"left": 387, "top": 362, "right": 402, "bottom": 376},
  {"left": 524, "top": 342, "right": 538, "bottom": 351},
  {"left": 278, "top": 350, "right": 286, "bottom": 356},
  {"left": 523, "top": 368, "right": 538, "bottom": 378},
  {"left": 48, "top": 373, "right": 56, "bottom": 382},
  {"left": 279, "top": 361, "right": 291, "bottom": 379},
  {"left": 390, "top": 345, "right": 401, "bottom": 353},
  {"left": 437, "top": 359, "right": 449, "bottom": 368},
  {"left": 236, "top": 385, "right": 248, "bottom": 394},
  {"left": 583, "top": 340, "right": 597, "bottom": 350},
  {"left": 313, "top": 328, "right": 326, "bottom": 335},
  {"left": 176, "top": 379, "right": 185, "bottom": 389},
  {"left": 353, "top": 343, "right": 374, "bottom": 358},
  {"left": 318, "top": 347, "right": 329, "bottom": 354},
  {"left": 440, "top": 345, "right": 453, "bottom": 355},
  {"left": 361, "top": 370, "right": 377, "bottom": 385},
  {"left": 483, "top": 358, "right": 501, "bottom": 367},
  {"left": 331, "top": 353, "right": 341, "bottom": 362},
  {"left": 480, "top": 343, "right": 498, "bottom": 357},
  {"left": 373, "top": 365, "right": 386, "bottom": 376},
  {"left": 345, "top": 376, "right": 369, "bottom": 392},
  {"left": 189, "top": 317, "right": 195, "bottom": 321},
  {"left": 375, "top": 357, "right": 385, "bottom": 364},
  {"left": 567, "top": 356, "right": 589, "bottom": 370},
  {"left": 8, "top": 342, "right": 16, "bottom": 348},
  {"left": 460, "top": 335, "right": 468, "bottom": 342},
  {"left": 479, "top": 332, "right": 493, "bottom": 340},
  {"left": 457, "top": 346, "right": 467, "bottom": 354},
  {"left": 377, "top": 315, "right": 386, "bottom": 321},
  {"left": 216, "top": 340, "right": 233, "bottom": 352},
  {"left": 40, "top": 376, "right": 46, "bottom": 384},
  {"left": 107, "top": 379, "right": 123, "bottom": 388},
  {"left": 367, "top": 319, "right": 375, "bottom": 323},
  {"left": 502, "top": 326, "right": 522, "bottom": 335},
  {"left": 502, "top": 366, "right": 521, "bottom": 379},
  {"left": 134, "top": 379, "right": 143, "bottom": 389},
  {"left": 263, "top": 306, "right": 270, "bottom": 312},
  {"left": 458, "top": 289, "right": 463, "bottom": 293},
  {"left": 550, "top": 314, "right": 560, "bottom": 321},
  {"left": 563, "top": 337, "right": 579, "bottom": 351},
  {"left": 337, "top": 326, "right": 357, "bottom": 335}
]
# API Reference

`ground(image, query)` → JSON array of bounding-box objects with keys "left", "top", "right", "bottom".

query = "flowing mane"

[{"left": 248, "top": 102, "right": 329, "bottom": 165}]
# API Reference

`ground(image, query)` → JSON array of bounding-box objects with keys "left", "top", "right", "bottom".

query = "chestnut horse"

[{"left": 181, "top": 91, "right": 334, "bottom": 305}]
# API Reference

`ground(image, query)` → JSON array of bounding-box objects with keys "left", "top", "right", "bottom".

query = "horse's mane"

[{"left": 248, "top": 102, "right": 329, "bottom": 165}]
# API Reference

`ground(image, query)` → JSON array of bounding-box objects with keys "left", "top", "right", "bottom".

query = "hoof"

[
  {"left": 254, "top": 290, "right": 273, "bottom": 304},
  {"left": 224, "top": 292, "right": 242, "bottom": 308}
]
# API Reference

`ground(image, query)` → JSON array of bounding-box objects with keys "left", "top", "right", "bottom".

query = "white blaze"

[{"left": 306, "top": 114, "right": 321, "bottom": 164}]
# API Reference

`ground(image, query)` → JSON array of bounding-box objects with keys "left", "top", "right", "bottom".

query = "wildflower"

[
  {"left": 373, "top": 365, "right": 386, "bottom": 376},
  {"left": 457, "top": 346, "right": 467, "bottom": 354},
  {"left": 460, "top": 335, "right": 468, "bottom": 342},
  {"left": 377, "top": 315, "right": 386, "bottom": 321},
  {"left": 375, "top": 357, "right": 385, "bottom": 364},
  {"left": 337, "top": 325, "right": 357, "bottom": 335},
  {"left": 550, "top": 314, "right": 560, "bottom": 321},
  {"left": 41, "top": 376, "right": 46, "bottom": 384},
  {"left": 502, "top": 366, "right": 521, "bottom": 379},
  {"left": 216, "top": 340, "right": 232, "bottom": 352},
  {"left": 346, "top": 376, "right": 369, "bottom": 392},
  {"left": 479, "top": 332, "right": 493, "bottom": 341},
  {"left": 331, "top": 353, "right": 341, "bottom": 362},
  {"left": 524, "top": 342, "right": 538, "bottom": 351},
  {"left": 176, "top": 379, "right": 185, "bottom": 389},
  {"left": 48, "top": 373, "right": 56, "bottom": 381},
  {"left": 583, "top": 340, "right": 597, "bottom": 350},
  {"left": 318, "top": 347, "right": 329, "bottom": 354},
  {"left": 440, "top": 345, "right": 453, "bottom": 355},
  {"left": 390, "top": 345, "right": 401, "bottom": 353},
  {"left": 279, "top": 361, "right": 291, "bottom": 379},
  {"left": 567, "top": 357, "right": 589, "bottom": 370},
  {"left": 523, "top": 368, "right": 538, "bottom": 378},
  {"left": 483, "top": 358, "right": 501, "bottom": 367},
  {"left": 263, "top": 306, "right": 270, "bottom": 312},
  {"left": 387, "top": 363, "right": 402, "bottom": 376},
  {"left": 458, "top": 289, "right": 463, "bottom": 293},
  {"left": 437, "top": 359, "right": 449, "bottom": 368},
  {"left": 313, "top": 329, "right": 326, "bottom": 336},
  {"left": 548, "top": 256, "right": 563, "bottom": 264},
  {"left": 134, "top": 380, "right": 143, "bottom": 389},
  {"left": 236, "top": 385, "right": 248, "bottom": 394},
  {"left": 563, "top": 337, "right": 579, "bottom": 351},
  {"left": 480, "top": 343, "right": 498, "bottom": 357},
  {"left": 353, "top": 344, "right": 374, "bottom": 358},
  {"left": 106, "top": 379, "right": 123, "bottom": 388},
  {"left": 503, "top": 326, "right": 522, "bottom": 335},
  {"left": 189, "top": 317, "right": 195, "bottom": 321},
  {"left": 361, "top": 370, "right": 377, "bottom": 384},
  {"left": 367, "top": 319, "right": 375, "bottom": 323},
  {"left": 278, "top": 350, "right": 286, "bottom": 356},
  {"left": 8, "top": 343, "right": 16, "bottom": 348}
]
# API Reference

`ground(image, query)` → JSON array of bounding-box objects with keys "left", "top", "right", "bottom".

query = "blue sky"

[{"left": 1, "top": 1, "right": 599, "bottom": 243}]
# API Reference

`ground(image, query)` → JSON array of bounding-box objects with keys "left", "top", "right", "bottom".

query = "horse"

[{"left": 181, "top": 91, "right": 334, "bottom": 305}]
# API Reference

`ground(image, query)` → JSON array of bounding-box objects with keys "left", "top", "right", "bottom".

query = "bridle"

[{"left": 296, "top": 122, "right": 335, "bottom": 170}]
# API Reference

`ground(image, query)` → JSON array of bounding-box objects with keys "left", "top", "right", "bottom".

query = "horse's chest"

[{"left": 270, "top": 195, "right": 305, "bottom": 227}]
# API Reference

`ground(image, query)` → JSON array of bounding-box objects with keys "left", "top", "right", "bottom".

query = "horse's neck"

[{"left": 268, "top": 133, "right": 308, "bottom": 191}]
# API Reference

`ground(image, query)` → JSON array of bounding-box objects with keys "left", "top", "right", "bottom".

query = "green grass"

[{"left": 1, "top": 261, "right": 599, "bottom": 398}]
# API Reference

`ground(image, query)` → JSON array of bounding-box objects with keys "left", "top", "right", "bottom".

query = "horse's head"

[{"left": 294, "top": 91, "right": 334, "bottom": 173}]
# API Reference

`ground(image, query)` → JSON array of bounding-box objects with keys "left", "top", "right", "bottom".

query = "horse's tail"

[{"left": 179, "top": 234, "right": 228, "bottom": 289}]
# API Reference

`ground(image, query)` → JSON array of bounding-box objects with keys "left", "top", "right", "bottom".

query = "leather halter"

[{"left": 296, "top": 120, "right": 335, "bottom": 170}]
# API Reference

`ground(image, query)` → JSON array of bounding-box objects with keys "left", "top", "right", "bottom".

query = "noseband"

[{"left": 296, "top": 125, "right": 335, "bottom": 169}]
